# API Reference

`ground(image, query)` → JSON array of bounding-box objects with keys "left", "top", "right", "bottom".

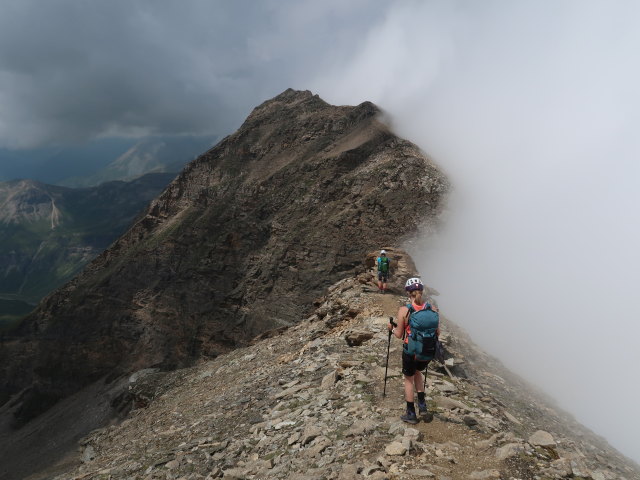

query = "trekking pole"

[
  {"left": 423, "top": 363, "right": 428, "bottom": 391},
  {"left": 383, "top": 316, "right": 396, "bottom": 397}
]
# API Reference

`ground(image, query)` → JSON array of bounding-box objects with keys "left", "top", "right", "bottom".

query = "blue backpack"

[{"left": 404, "top": 303, "right": 439, "bottom": 361}]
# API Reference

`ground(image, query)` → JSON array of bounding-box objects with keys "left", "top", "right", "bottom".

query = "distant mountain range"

[
  {"left": 0, "top": 134, "right": 215, "bottom": 187},
  {"left": 58, "top": 135, "right": 215, "bottom": 187},
  {"left": 0, "top": 173, "right": 178, "bottom": 325}
]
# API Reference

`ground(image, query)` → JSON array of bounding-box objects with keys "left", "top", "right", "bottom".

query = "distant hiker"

[
  {"left": 376, "top": 249, "right": 391, "bottom": 293},
  {"left": 388, "top": 277, "right": 440, "bottom": 424}
]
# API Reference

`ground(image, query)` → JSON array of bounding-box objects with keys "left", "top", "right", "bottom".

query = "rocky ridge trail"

[
  {"left": 49, "top": 251, "right": 639, "bottom": 480},
  {"left": 1, "top": 89, "right": 449, "bottom": 428}
]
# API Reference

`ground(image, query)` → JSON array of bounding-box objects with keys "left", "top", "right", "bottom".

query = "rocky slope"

[
  {"left": 0, "top": 173, "right": 176, "bottom": 308},
  {"left": 0, "top": 89, "right": 448, "bottom": 429},
  {"left": 25, "top": 249, "right": 639, "bottom": 480}
]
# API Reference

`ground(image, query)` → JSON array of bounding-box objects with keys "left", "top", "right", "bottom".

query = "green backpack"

[{"left": 378, "top": 256, "right": 390, "bottom": 273}]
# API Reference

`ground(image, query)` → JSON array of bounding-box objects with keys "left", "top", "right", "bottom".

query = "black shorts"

[
  {"left": 402, "top": 351, "right": 430, "bottom": 376},
  {"left": 377, "top": 271, "right": 389, "bottom": 282}
]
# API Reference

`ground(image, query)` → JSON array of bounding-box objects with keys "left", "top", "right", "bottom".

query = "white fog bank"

[{"left": 315, "top": 1, "right": 640, "bottom": 462}]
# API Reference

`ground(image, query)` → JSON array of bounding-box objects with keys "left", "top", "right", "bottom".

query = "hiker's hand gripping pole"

[{"left": 383, "top": 317, "right": 397, "bottom": 397}]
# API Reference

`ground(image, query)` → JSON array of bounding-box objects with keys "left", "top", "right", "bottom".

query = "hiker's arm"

[{"left": 389, "top": 306, "right": 409, "bottom": 339}]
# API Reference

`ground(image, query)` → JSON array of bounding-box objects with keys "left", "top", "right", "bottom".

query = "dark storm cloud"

[{"left": 0, "top": 0, "right": 387, "bottom": 148}]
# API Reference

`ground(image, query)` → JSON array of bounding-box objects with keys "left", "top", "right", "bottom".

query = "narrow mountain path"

[
  {"left": 45, "top": 266, "right": 637, "bottom": 480},
  {"left": 367, "top": 291, "right": 514, "bottom": 480}
]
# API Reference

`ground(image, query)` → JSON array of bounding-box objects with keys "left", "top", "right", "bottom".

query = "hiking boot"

[
  {"left": 418, "top": 401, "right": 428, "bottom": 414},
  {"left": 400, "top": 410, "right": 419, "bottom": 424}
]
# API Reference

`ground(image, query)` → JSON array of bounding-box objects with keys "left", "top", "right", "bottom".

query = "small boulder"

[
  {"left": 528, "top": 430, "right": 555, "bottom": 447},
  {"left": 303, "top": 436, "right": 332, "bottom": 458},
  {"left": 468, "top": 469, "right": 500, "bottom": 479},
  {"left": 495, "top": 442, "right": 524, "bottom": 461},
  {"left": 361, "top": 465, "right": 384, "bottom": 476},
  {"left": 345, "top": 330, "right": 374, "bottom": 346},
  {"left": 406, "top": 468, "right": 435, "bottom": 477},
  {"left": 434, "top": 396, "right": 469, "bottom": 411},
  {"left": 337, "top": 464, "right": 361, "bottom": 480},
  {"left": 463, "top": 415, "right": 479, "bottom": 427},
  {"left": 385, "top": 441, "right": 407, "bottom": 456},
  {"left": 570, "top": 459, "right": 591, "bottom": 478},
  {"left": 301, "top": 425, "right": 323, "bottom": 445},
  {"left": 222, "top": 467, "right": 249, "bottom": 479},
  {"left": 321, "top": 370, "right": 338, "bottom": 390},
  {"left": 403, "top": 427, "right": 421, "bottom": 439},
  {"left": 503, "top": 411, "right": 521, "bottom": 425},
  {"left": 346, "top": 418, "right": 377, "bottom": 437},
  {"left": 81, "top": 445, "right": 96, "bottom": 463},
  {"left": 549, "top": 458, "right": 572, "bottom": 477},
  {"left": 435, "top": 380, "right": 457, "bottom": 393}
]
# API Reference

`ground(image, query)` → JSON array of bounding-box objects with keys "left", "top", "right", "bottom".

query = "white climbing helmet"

[
  {"left": 405, "top": 277, "right": 424, "bottom": 292},
  {"left": 380, "top": 249, "right": 387, "bottom": 255}
]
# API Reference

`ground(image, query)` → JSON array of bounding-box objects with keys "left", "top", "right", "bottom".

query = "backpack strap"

[
  {"left": 401, "top": 304, "right": 413, "bottom": 347},
  {"left": 406, "top": 303, "right": 414, "bottom": 322}
]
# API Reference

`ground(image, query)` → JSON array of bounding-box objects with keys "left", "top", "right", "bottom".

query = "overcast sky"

[
  {"left": 1, "top": 0, "right": 639, "bottom": 464},
  {"left": 0, "top": 0, "right": 385, "bottom": 148}
]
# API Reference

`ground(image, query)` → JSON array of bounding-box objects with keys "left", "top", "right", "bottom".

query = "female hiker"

[{"left": 388, "top": 277, "right": 440, "bottom": 424}]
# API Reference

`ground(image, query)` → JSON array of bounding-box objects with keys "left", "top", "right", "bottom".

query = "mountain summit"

[{"left": 0, "top": 90, "right": 448, "bottom": 428}]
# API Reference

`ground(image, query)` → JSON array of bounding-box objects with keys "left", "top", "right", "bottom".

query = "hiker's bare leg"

[
  {"left": 414, "top": 371, "right": 424, "bottom": 393},
  {"left": 404, "top": 375, "right": 416, "bottom": 401}
]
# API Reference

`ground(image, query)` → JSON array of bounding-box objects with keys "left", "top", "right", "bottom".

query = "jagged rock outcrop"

[
  {"left": 0, "top": 90, "right": 448, "bottom": 428},
  {"left": 24, "top": 251, "right": 637, "bottom": 480}
]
